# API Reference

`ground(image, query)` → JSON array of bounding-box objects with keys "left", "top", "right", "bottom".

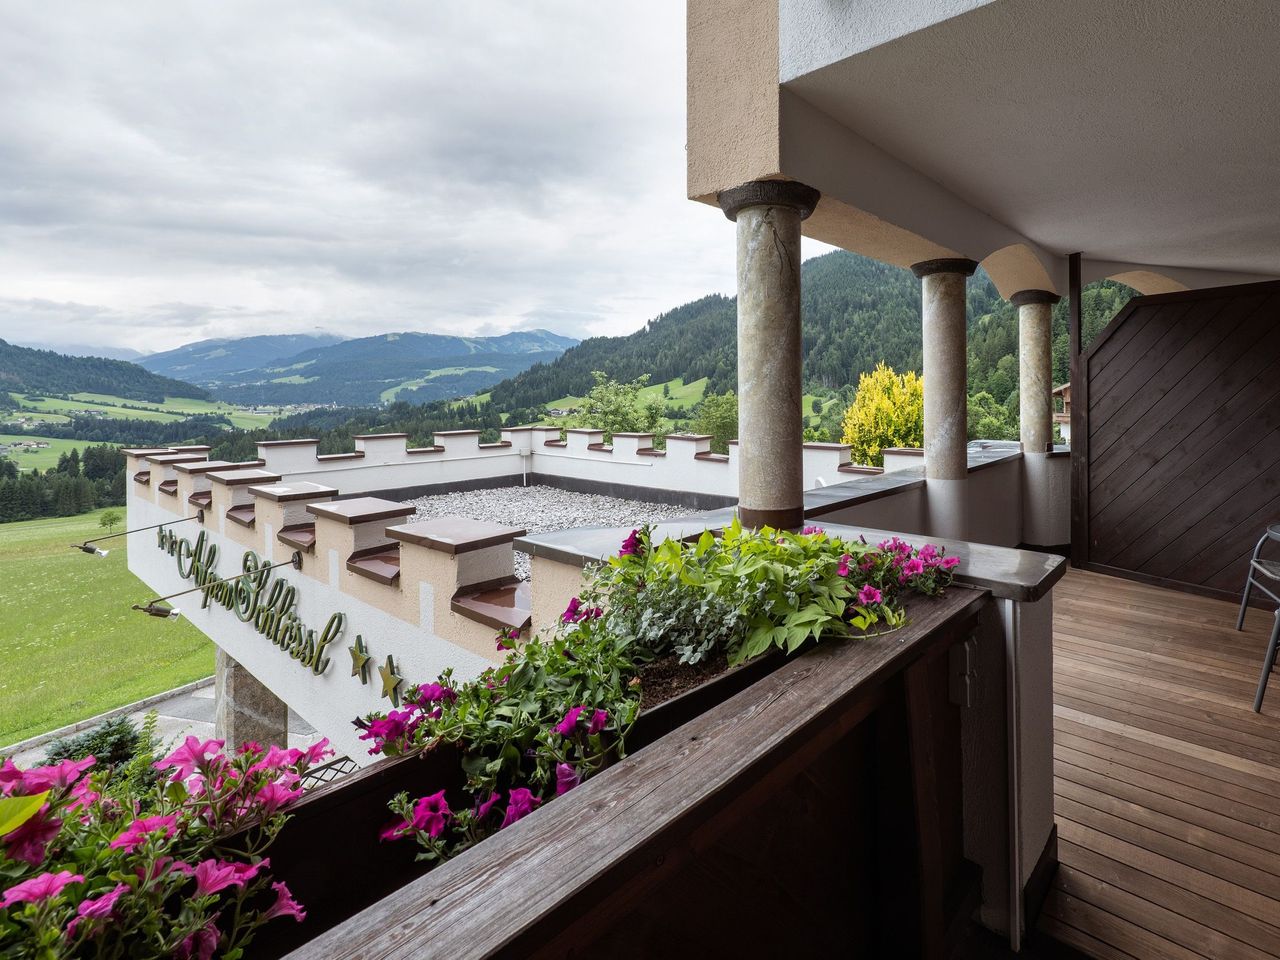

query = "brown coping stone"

[
  {"left": 637, "top": 448, "right": 666, "bottom": 457},
  {"left": 315, "top": 452, "right": 364, "bottom": 462},
  {"left": 277, "top": 523, "right": 317, "bottom": 553},
  {"left": 143, "top": 453, "right": 208, "bottom": 465},
  {"left": 256, "top": 439, "right": 319, "bottom": 447},
  {"left": 158, "top": 479, "right": 178, "bottom": 496},
  {"left": 132, "top": 470, "right": 150, "bottom": 485},
  {"left": 882, "top": 447, "right": 925, "bottom": 455},
  {"left": 479, "top": 441, "right": 513, "bottom": 449},
  {"left": 565, "top": 428, "right": 603, "bottom": 435},
  {"left": 225, "top": 504, "right": 256, "bottom": 528},
  {"left": 121, "top": 448, "right": 173, "bottom": 457},
  {"left": 610, "top": 432, "right": 655, "bottom": 438},
  {"left": 451, "top": 579, "right": 531, "bottom": 632},
  {"left": 501, "top": 424, "right": 557, "bottom": 432},
  {"left": 587, "top": 443, "right": 612, "bottom": 452},
  {"left": 354, "top": 433, "right": 409, "bottom": 440},
  {"left": 802, "top": 442, "right": 853, "bottom": 450},
  {"left": 838, "top": 464, "right": 884, "bottom": 475},
  {"left": 666, "top": 433, "right": 713, "bottom": 441},
  {"left": 694, "top": 451, "right": 729, "bottom": 462},
  {"left": 407, "top": 446, "right": 444, "bottom": 454},
  {"left": 307, "top": 497, "right": 415, "bottom": 526},
  {"left": 208, "top": 468, "right": 284, "bottom": 487},
  {"left": 170, "top": 445, "right": 212, "bottom": 452},
  {"left": 386, "top": 517, "right": 527, "bottom": 555},
  {"left": 174, "top": 459, "right": 264, "bottom": 475},
  {"left": 248, "top": 481, "right": 339, "bottom": 503},
  {"left": 188, "top": 491, "right": 213, "bottom": 507},
  {"left": 543, "top": 440, "right": 567, "bottom": 447},
  {"left": 432, "top": 429, "right": 482, "bottom": 436},
  {"left": 346, "top": 544, "right": 401, "bottom": 585}
]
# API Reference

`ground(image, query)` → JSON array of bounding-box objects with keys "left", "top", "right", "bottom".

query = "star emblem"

[
  {"left": 349, "top": 635, "right": 371, "bottom": 684},
  {"left": 378, "top": 654, "right": 404, "bottom": 705}
]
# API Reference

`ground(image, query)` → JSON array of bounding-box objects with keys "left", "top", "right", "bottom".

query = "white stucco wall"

[{"left": 126, "top": 491, "right": 492, "bottom": 765}]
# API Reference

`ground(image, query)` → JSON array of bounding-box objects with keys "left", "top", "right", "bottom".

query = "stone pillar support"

[
  {"left": 911, "top": 258, "right": 978, "bottom": 480},
  {"left": 1011, "top": 289, "right": 1061, "bottom": 454},
  {"left": 214, "top": 649, "right": 288, "bottom": 749},
  {"left": 718, "top": 179, "right": 820, "bottom": 530}
]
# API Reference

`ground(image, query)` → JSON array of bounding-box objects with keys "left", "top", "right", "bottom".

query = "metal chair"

[{"left": 1237, "top": 523, "right": 1280, "bottom": 712}]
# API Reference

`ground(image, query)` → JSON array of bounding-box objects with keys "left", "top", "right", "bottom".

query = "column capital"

[
  {"left": 910, "top": 257, "right": 979, "bottom": 279},
  {"left": 1010, "top": 288, "right": 1062, "bottom": 307},
  {"left": 718, "top": 180, "right": 820, "bottom": 222}
]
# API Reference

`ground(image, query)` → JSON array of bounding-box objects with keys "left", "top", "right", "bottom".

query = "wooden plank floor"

[{"left": 1039, "top": 567, "right": 1280, "bottom": 959}]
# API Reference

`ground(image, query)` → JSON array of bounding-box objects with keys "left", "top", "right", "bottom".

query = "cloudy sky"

[{"left": 0, "top": 2, "right": 831, "bottom": 356}]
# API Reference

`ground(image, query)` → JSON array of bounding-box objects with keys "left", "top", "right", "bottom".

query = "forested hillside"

[
  {"left": 0, "top": 340, "right": 210, "bottom": 402},
  {"left": 489, "top": 251, "right": 1135, "bottom": 415}
]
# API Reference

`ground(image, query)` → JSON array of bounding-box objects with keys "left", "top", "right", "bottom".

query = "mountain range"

[
  {"left": 140, "top": 330, "right": 579, "bottom": 406},
  {"left": 0, "top": 339, "right": 209, "bottom": 403}
]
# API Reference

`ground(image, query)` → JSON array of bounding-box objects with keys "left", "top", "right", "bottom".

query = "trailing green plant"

[{"left": 360, "top": 522, "right": 958, "bottom": 867}]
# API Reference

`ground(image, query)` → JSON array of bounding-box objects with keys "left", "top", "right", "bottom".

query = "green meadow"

[
  {"left": 0, "top": 509, "right": 213, "bottom": 746},
  {"left": 7, "top": 392, "right": 275, "bottom": 430},
  {"left": 0, "top": 435, "right": 96, "bottom": 472}
]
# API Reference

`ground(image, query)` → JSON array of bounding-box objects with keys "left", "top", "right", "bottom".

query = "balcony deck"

[{"left": 1041, "top": 567, "right": 1280, "bottom": 959}]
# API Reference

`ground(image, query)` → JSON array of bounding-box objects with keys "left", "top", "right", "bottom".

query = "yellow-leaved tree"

[{"left": 840, "top": 363, "right": 924, "bottom": 467}]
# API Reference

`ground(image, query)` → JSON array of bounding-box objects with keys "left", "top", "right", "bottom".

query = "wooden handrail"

[{"left": 287, "top": 586, "right": 987, "bottom": 959}]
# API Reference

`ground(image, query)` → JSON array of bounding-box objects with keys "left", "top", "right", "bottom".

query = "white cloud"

[{"left": 1, "top": 1, "right": 810, "bottom": 355}]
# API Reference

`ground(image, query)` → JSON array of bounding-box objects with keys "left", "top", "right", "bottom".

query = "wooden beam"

[{"left": 1069, "top": 252, "right": 1089, "bottom": 567}]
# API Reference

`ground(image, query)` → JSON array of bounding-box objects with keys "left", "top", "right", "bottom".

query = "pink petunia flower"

[
  {"left": 902, "top": 557, "right": 925, "bottom": 577},
  {"left": 255, "top": 780, "right": 304, "bottom": 815},
  {"left": 175, "top": 920, "right": 219, "bottom": 960},
  {"left": 303, "top": 738, "right": 334, "bottom": 765},
  {"left": 192, "top": 859, "right": 251, "bottom": 897},
  {"left": 23, "top": 756, "right": 95, "bottom": 793},
  {"left": 66, "top": 882, "right": 127, "bottom": 938},
  {"left": 618, "top": 529, "right": 642, "bottom": 557},
  {"left": 837, "top": 554, "right": 851, "bottom": 577},
  {"left": 0, "top": 870, "right": 83, "bottom": 909},
  {"left": 3, "top": 805, "right": 62, "bottom": 865},
  {"left": 553, "top": 706, "right": 585, "bottom": 736},
  {"left": 0, "top": 758, "right": 25, "bottom": 795},
  {"left": 109, "top": 814, "right": 177, "bottom": 852},
  {"left": 500, "top": 788, "right": 540, "bottom": 828},
  {"left": 409, "top": 790, "right": 451, "bottom": 839},
  {"left": 857, "top": 584, "right": 883, "bottom": 606},
  {"left": 262, "top": 881, "right": 306, "bottom": 922},
  {"left": 940, "top": 555, "right": 960, "bottom": 569},
  {"left": 800, "top": 526, "right": 825, "bottom": 536},
  {"left": 555, "top": 763, "right": 581, "bottom": 796},
  {"left": 561, "top": 596, "right": 584, "bottom": 623},
  {"left": 154, "top": 736, "right": 225, "bottom": 782},
  {"left": 587, "top": 708, "right": 608, "bottom": 735},
  {"left": 475, "top": 792, "right": 500, "bottom": 821}
]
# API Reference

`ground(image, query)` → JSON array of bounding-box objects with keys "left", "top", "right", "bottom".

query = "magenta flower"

[
  {"left": 619, "top": 529, "right": 642, "bottom": 557},
  {"left": 475, "top": 791, "right": 500, "bottom": 821},
  {"left": 800, "top": 525, "right": 825, "bottom": 536},
  {"left": 192, "top": 858, "right": 252, "bottom": 897},
  {"left": 356, "top": 709, "right": 419, "bottom": 755},
  {"left": 836, "top": 554, "right": 851, "bottom": 577},
  {"left": 66, "top": 882, "right": 127, "bottom": 937},
  {"left": 496, "top": 627, "right": 520, "bottom": 651},
  {"left": 136, "top": 856, "right": 195, "bottom": 883},
  {"left": 67, "top": 778, "right": 100, "bottom": 813},
  {"left": 109, "top": 813, "right": 178, "bottom": 852},
  {"left": 919, "top": 543, "right": 939, "bottom": 562},
  {"left": 562, "top": 596, "right": 584, "bottom": 623},
  {"left": 3, "top": 805, "right": 62, "bottom": 865},
  {"left": 555, "top": 763, "right": 581, "bottom": 796},
  {"left": 0, "top": 758, "right": 24, "bottom": 795},
  {"left": 554, "top": 706, "right": 585, "bottom": 736},
  {"left": 263, "top": 881, "right": 306, "bottom": 922},
  {"left": 23, "top": 756, "right": 95, "bottom": 793},
  {"left": 902, "top": 557, "right": 925, "bottom": 577},
  {"left": 410, "top": 790, "right": 451, "bottom": 839},
  {"left": 940, "top": 555, "right": 960, "bottom": 570},
  {"left": 587, "top": 708, "right": 608, "bottom": 735},
  {"left": 175, "top": 921, "right": 219, "bottom": 960},
  {"left": 857, "top": 584, "right": 883, "bottom": 606},
  {"left": 500, "top": 788, "right": 540, "bottom": 828},
  {"left": 415, "top": 683, "right": 458, "bottom": 705},
  {"left": 246, "top": 745, "right": 296, "bottom": 775},
  {"left": 303, "top": 738, "right": 334, "bottom": 765},
  {"left": 255, "top": 779, "right": 304, "bottom": 815},
  {"left": 154, "top": 736, "right": 225, "bottom": 782},
  {"left": 0, "top": 870, "right": 83, "bottom": 909}
]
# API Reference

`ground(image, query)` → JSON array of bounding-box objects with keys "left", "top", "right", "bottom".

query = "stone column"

[
  {"left": 911, "top": 258, "right": 978, "bottom": 540},
  {"left": 718, "top": 180, "right": 820, "bottom": 530},
  {"left": 214, "top": 648, "right": 288, "bottom": 749},
  {"left": 1011, "top": 290, "right": 1060, "bottom": 454}
]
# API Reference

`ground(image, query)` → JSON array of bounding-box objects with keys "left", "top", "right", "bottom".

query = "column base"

[
  {"left": 214, "top": 648, "right": 289, "bottom": 749},
  {"left": 737, "top": 505, "right": 805, "bottom": 531}
]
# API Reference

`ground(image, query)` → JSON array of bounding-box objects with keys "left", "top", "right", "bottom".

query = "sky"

[{"left": 0, "top": 2, "right": 832, "bottom": 357}]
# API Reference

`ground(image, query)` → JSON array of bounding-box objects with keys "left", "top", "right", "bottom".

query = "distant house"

[{"left": 1053, "top": 383, "right": 1071, "bottom": 443}]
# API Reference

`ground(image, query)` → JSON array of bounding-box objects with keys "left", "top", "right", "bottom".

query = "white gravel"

[{"left": 408, "top": 484, "right": 692, "bottom": 580}]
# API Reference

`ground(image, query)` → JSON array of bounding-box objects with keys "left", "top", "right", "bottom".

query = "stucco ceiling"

[{"left": 783, "top": 0, "right": 1280, "bottom": 276}]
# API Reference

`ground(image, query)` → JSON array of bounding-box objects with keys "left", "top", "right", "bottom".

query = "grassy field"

[
  {"left": 0, "top": 435, "right": 97, "bottom": 472},
  {"left": 381, "top": 367, "right": 501, "bottom": 403},
  {"left": 0, "top": 509, "right": 213, "bottom": 746},
  {"left": 6, "top": 392, "right": 276, "bottom": 430}
]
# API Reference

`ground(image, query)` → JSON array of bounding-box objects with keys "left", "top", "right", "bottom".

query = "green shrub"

[{"left": 42, "top": 714, "right": 151, "bottom": 769}]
